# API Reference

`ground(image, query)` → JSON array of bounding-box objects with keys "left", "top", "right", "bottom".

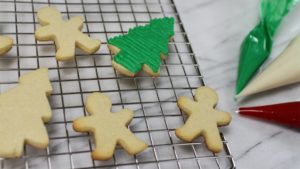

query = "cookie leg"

[
  {"left": 56, "top": 41, "right": 76, "bottom": 61},
  {"left": 92, "top": 136, "right": 117, "bottom": 160},
  {"left": 76, "top": 33, "right": 100, "bottom": 54},
  {"left": 203, "top": 127, "right": 223, "bottom": 153},
  {"left": 118, "top": 130, "right": 147, "bottom": 155},
  {"left": 175, "top": 119, "right": 200, "bottom": 142}
]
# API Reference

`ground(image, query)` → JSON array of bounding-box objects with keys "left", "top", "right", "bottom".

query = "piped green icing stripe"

[{"left": 108, "top": 17, "right": 175, "bottom": 73}]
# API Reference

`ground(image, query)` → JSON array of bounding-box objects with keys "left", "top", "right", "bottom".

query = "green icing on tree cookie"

[{"left": 108, "top": 17, "right": 175, "bottom": 74}]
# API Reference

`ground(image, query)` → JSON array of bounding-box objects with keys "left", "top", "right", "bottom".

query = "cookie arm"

[
  {"left": 69, "top": 16, "right": 101, "bottom": 53},
  {"left": 0, "top": 36, "right": 13, "bottom": 55},
  {"left": 73, "top": 117, "right": 94, "bottom": 132},
  {"left": 115, "top": 109, "right": 134, "bottom": 125},
  {"left": 177, "top": 97, "right": 197, "bottom": 116},
  {"left": 214, "top": 110, "right": 231, "bottom": 126},
  {"left": 75, "top": 33, "right": 100, "bottom": 54},
  {"left": 35, "top": 26, "right": 54, "bottom": 40}
]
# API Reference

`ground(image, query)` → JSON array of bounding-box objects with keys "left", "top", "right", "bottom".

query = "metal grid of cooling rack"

[{"left": 0, "top": 0, "right": 235, "bottom": 168}]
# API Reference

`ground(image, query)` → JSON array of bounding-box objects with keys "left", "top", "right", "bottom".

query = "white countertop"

[{"left": 174, "top": 0, "right": 300, "bottom": 168}]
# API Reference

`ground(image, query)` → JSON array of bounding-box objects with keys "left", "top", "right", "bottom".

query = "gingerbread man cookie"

[
  {"left": 73, "top": 92, "right": 148, "bottom": 160},
  {"left": 35, "top": 7, "right": 101, "bottom": 61},
  {"left": 0, "top": 35, "right": 13, "bottom": 55},
  {"left": 0, "top": 68, "right": 53, "bottom": 158},
  {"left": 176, "top": 87, "right": 231, "bottom": 153}
]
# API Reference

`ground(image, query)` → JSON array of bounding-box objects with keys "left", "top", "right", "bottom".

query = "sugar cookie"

[
  {"left": 0, "top": 35, "right": 13, "bottom": 55},
  {"left": 108, "top": 17, "right": 174, "bottom": 77},
  {"left": 73, "top": 92, "right": 148, "bottom": 160},
  {"left": 0, "top": 68, "right": 53, "bottom": 158},
  {"left": 35, "top": 7, "right": 101, "bottom": 61},
  {"left": 176, "top": 87, "right": 231, "bottom": 153}
]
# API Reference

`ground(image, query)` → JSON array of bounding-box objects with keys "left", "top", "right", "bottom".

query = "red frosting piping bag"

[{"left": 238, "top": 101, "right": 300, "bottom": 128}]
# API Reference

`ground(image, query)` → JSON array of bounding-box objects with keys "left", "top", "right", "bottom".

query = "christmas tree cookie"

[
  {"left": 35, "top": 7, "right": 101, "bottom": 61},
  {"left": 176, "top": 87, "right": 231, "bottom": 153},
  {"left": 73, "top": 92, "right": 148, "bottom": 160},
  {"left": 0, "top": 35, "right": 13, "bottom": 55},
  {"left": 0, "top": 68, "right": 53, "bottom": 158},
  {"left": 108, "top": 17, "right": 174, "bottom": 77},
  {"left": 237, "top": 33, "right": 300, "bottom": 98}
]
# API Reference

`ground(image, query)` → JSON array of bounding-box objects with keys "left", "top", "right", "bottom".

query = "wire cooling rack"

[{"left": 0, "top": 0, "right": 235, "bottom": 168}]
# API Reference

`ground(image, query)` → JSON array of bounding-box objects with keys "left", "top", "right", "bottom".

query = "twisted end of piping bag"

[{"left": 235, "top": 0, "right": 300, "bottom": 95}]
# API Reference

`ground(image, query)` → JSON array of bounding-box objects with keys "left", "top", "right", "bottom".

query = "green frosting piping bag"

[{"left": 236, "top": 0, "right": 299, "bottom": 94}]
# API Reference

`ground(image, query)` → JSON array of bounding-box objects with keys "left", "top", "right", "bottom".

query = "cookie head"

[
  {"left": 86, "top": 92, "right": 112, "bottom": 115},
  {"left": 37, "top": 7, "right": 62, "bottom": 25},
  {"left": 195, "top": 87, "right": 218, "bottom": 107}
]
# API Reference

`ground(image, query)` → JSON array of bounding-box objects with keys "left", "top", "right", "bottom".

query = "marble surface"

[
  {"left": 174, "top": 0, "right": 300, "bottom": 168},
  {"left": 0, "top": 0, "right": 299, "bottom": 168}
]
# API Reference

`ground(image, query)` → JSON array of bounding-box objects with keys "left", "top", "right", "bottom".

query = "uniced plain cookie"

[
  {"left": 108, "top": 17, "right": 174, "bottom": 77},
  {"left": 73, "top": 92, "right": 148, "bottom": 160},
  {"left": 35, "top": 7, "right": 101, "bottom": 61},
  {"left": 176, "top": 87, "right": 231, "bottom": 153},
  {"left": 0, "top": 68, "right": 53, "bottom": 158},
  {"left": 0, "top": 35, "right": 13, "bottom": 55}
]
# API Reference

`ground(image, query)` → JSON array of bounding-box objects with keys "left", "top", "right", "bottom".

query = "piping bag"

[
  {"left": 236, "top": 0, "right": 300, "bottom": 95},
  {"left": 239, "top": 102, "right": 300, "bottom": 128},
  {"left": 237, "top": 32, "right": 300, "bottom": 98}
]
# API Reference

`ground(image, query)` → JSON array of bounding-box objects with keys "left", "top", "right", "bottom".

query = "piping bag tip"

[{"left": 239, "top": 101, "right": 300, "bottom": 128}]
